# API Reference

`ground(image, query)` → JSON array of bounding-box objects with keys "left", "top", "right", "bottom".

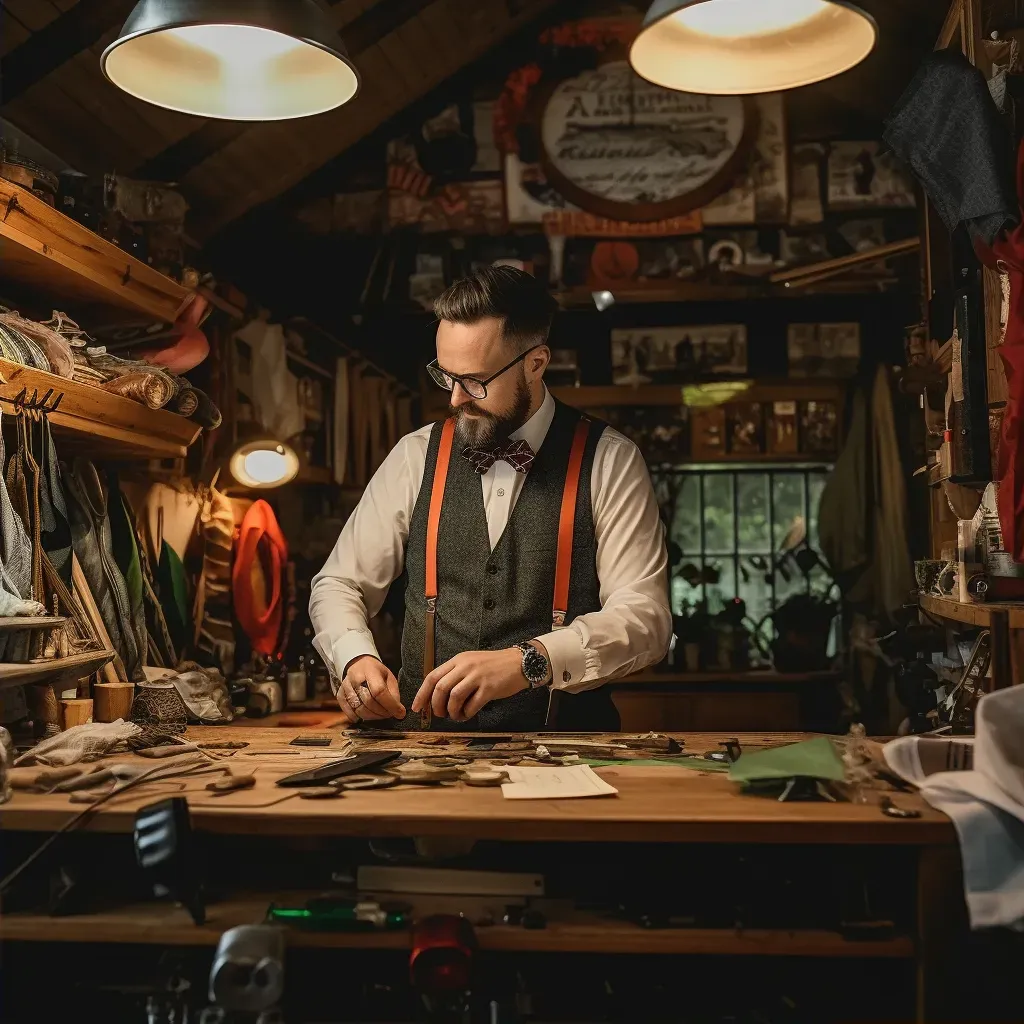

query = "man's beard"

[{"left": 452, "top": 372, "right": 532, "bottom": 449}]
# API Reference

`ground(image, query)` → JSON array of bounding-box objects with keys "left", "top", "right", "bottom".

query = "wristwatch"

[{"left": 515, "top": 642, "right": 550, "bottom": 689}]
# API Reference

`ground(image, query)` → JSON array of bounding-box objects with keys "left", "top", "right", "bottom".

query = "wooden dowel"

[
  {"left": 94, "top": 682, "right": 135, "bottom": 723},
  {"left": 769, "top": 238, "right": 920, "bottom": 284}
]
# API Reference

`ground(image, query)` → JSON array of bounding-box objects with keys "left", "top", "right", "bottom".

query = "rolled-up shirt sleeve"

[
  {"left": 309, "top": 429, "right": 427, "bottom": 689},
  {"left": 535, "top": 430, "right": 672, "bottom": 693}
]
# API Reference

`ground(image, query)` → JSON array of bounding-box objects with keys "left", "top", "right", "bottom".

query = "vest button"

[
  {"left": 483, "top": 598, "right": 496, "bottom": 610},
  {"left": 486, "top": 564, "right": 498, "bottom": 575}
]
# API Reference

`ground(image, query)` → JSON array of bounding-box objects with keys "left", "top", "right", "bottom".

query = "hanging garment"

[
  {"left": 127, "top": 480, "right": 202, "bottom": 567},
  {"left": 818, "top": 389, "right": 869, "bottom": 595},
  {"left": 157, "top": 540, "right": 191, "bottom": 659},
  {"left": 0, "top": 408, "right": 34, "bottom": 604},
  {"left": 233, "top": 499, "right": 288, "bottom": 657},
  {"left": 36, "top": 415, "right": 73, "bottom": 591},
  {"left": 332, "top": 356, "right": 349, "bottom": 485},
  {"left": 135, "top": 292, "right": 211, "bottom": 374},
  {"left": 65, "top": 459, "right": 142, "bottom": 680},
  {"left": 818, "top": 370, "right": 913, "bottom": 618},
  {"left": 234, "top": 318, "right": 304, "bottom": 442},
  {"left": 869, "top": 366, "right": 914, "bottom": 616},
  {"left": 193, "top": 485, "right": 236, "bottom": 675},
  {"left": 884, "top": 49, "right": 1018, "bottom": 246},
  {"left": 107, "top": 472, "right": 150, "bottom": 677}
]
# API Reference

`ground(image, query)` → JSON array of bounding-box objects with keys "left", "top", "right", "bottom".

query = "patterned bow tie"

[{"left": 461, "top": 439, "right": 535, "bottom": 475}]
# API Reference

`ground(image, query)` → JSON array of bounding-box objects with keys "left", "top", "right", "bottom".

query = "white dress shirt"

[{"left": 309, "top": 388, "right": 672, "bottom": 694}]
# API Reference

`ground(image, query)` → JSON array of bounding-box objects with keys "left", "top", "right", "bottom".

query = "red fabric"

[
  {"left": 232, "top": 499, "right": 288, "bottom": 656},
  {"left": 137, "top": 293, "right": 210, "bottom": 373}
]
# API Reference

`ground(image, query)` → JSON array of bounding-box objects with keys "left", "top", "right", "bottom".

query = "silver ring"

[{"left": 347, "top": 692, "right": 362, "bottom": 711}]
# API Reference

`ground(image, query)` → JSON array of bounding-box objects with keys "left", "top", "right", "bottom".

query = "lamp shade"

[
  {"left": 101, "top": 0, "right": 359, "bottom": 120},
  {"left": 630, "top": 0, "right": 877, "bottom": 95}
]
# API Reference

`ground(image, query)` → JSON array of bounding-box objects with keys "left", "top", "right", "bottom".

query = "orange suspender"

[
  {"left": 553, "top": 418, "right": 591, "bottom": 630},
  {"left": 421, "top": 417, "right": 456, "bottom": 729},
  {"left": 421, "top": 416, "right": 591, "bottom": 730}
]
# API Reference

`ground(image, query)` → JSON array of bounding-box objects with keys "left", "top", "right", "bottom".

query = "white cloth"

[
  {"left": 14, "top": 719, "right": 142, "bottom": 767},
  {"left": 235, "top": 319, "right": 304, "bottom": 442},
  {"left": 884, "top": 688, "right": 1024, "bottom": 930},
  {"left": 310, "top": 388, "right": 671, "bottom": 693}
]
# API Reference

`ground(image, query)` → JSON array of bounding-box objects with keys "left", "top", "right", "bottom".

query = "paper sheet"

[{"left": 501, "top": 764, "right": 618, "bottom": 800}]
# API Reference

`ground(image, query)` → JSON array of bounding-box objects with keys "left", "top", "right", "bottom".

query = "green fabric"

[
  {"left": 106, "top": 480, "right": 148, "bottom": 667},
  {"left": 727, "top": 737, "right": 844, "bottom": 783},
  {"left": 157, "top": 540, "right": 190, "bottom": 656},
  {"left": 584, "top": 757, "right": 731, "bottom": 772}
]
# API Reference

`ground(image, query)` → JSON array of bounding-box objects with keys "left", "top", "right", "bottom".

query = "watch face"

[{"left": 520, "top": 644, "right": 548, "bottom": 684}]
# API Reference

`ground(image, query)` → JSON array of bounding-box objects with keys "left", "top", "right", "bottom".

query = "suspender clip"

[{"left": 551, "top": 609, "right": 567, "bottom": 629}]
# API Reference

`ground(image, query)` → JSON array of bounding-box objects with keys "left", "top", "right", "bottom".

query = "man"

[{"left": 310, "top": 266, "right": 671, "bottom": 731}]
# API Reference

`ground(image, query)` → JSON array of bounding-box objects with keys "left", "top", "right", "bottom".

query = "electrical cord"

[{"left": 0, "top": 759, "right": 220, "bottom": 895}]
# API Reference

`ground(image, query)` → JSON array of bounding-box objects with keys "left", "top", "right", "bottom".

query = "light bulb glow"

[
  {"left": 630, "top": 0, "right": 876, "bottom": 95},
  {"left": 229, "top": 441, "right": 299, "bottom": 488},
  {"left": 168, "top": 23, "right": 304, "bottom": 61},
  {"left": 674, "top": 0, "right": 828, "bottom": 38}
]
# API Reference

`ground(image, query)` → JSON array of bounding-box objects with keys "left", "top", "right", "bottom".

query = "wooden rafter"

[{"left": 183, "top": 0, "right": 560, "bottom": 238}]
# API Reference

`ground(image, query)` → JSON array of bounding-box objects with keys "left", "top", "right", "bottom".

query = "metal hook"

[
  {"left": 49, "top": 392, "right": 63, "bottom": 413},
  {"left": 38, "top": 388, "right": 53, "bottom": 410},
  {"left": 3, "top": 193, "right": 19, "bottom": 223},
  {"left": 14, "top": 388, "right": 27, "bottom": 406}
]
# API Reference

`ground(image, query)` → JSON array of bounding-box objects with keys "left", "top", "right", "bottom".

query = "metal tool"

[
  {"left": 334, "top": 773, "right": 399, "bottom": 790},
  {"left": 880, "top": 796, "right": 921, "bottom": 819}
]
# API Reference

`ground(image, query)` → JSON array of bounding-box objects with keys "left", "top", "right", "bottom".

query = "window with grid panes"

[{"left": 652, "top": 463, "right": 833, "bottom": 632}]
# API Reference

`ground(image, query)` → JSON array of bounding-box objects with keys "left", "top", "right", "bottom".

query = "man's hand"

[
  {"left": 413, "top": 648, "right": 529, "bottom": 722},
  {"left": 337, "top": 655, "right": 406, "bottom": 724}
]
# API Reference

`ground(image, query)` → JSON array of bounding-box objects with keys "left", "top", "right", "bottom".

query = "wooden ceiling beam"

[
  {"left": 133, "top": 0, "right": 432, "bottom": 183},
  {"left": 182, "top": 0, "right": 560, "bottom": 239},
  {"left": 0, "top": 0, "right": 136, "bottom": 106}
]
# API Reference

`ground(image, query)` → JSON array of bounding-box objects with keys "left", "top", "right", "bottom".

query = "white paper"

[{"left": 501, "top": 764, "right": 618, "bottom": 800}]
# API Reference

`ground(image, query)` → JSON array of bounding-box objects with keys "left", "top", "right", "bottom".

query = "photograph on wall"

[
  {"left": 789, "top": 143, "right": 825, "bottom": 225},
  {"left": 612, "top": 325, "right": 748, "bottom": 385},
  {"left": 505, "top": 153, "right": 578, "bottom": 224},
  {"left": 728, "top": 402, "right": 765, "bottom": 455},
  {"left": 703, "top": 92, "right": 788, "bottom": 225},
  {"left": 827, "top": 141, "right": 916, "bottom": 210},
  {"left": 787, "top": 323, "right": 861, "bottom": 378}
]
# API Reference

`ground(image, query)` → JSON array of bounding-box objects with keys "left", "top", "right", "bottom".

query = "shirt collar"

[{"left": 510, "top": 386, "right": 555, "bottom": 453}]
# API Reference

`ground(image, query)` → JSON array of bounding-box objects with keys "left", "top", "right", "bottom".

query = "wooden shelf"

[
  {"left": 617, "top": 669, "right": 840, "bottom": 685},
  {"left": 0, "top": 179, "right": 191, "bottom": 323},
  {"left": 0, "top": 895, "right": 914, "bottom": 958},
  {"left": 0, "top": 649, "right": 113, "bottom": 691},
  {"left": 920, "top": 593, "right": 1024, "bottom": 629},
  {"left": 0, "top": 358, "right": 202, "bottom": 459},
  {"left": 0, "top": 616, "right": 65, "bottom": 634},
  {"left": 551, "top": 380, "right": 846, "bottom": 408}
]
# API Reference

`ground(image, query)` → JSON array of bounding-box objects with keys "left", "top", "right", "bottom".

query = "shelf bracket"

[{"left": 3, "top": 193, "right": 19, "bottom": 223}]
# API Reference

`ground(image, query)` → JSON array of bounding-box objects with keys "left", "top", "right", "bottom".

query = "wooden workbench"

[
  {"left": 0, "top": 728, "right": 963, "bottom": 1022},
  {"left": 0, "top": 727, "right": 951, "bottom": 844}
]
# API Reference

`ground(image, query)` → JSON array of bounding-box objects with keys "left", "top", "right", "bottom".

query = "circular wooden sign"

[{"left": 535, "top": 60, "right": 755, "bottom": 222}]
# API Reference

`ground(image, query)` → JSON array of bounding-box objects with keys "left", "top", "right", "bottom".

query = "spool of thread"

[
  {"left": 62, "top": 698, "right": 93, "bottom": 729},
  {"left": 94, "top": 682, "right": 135, "bottom": 723}
]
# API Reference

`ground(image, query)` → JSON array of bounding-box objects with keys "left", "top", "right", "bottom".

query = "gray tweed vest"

[{"left": 398, "top": 400, "right": 617, "bottom": 732}]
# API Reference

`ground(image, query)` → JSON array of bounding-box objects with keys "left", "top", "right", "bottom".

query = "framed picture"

[
  {"left": 801, "top": 401, "right": 839, "bottom": 456},
  {"left": 787, "top": 323, "right": 861, "bottom": 378},
  {"left": 827, "top": 141, "right": 916, "bottom": 210},
  {"left": 789, "top": 143, "right": 824, "bottom": 225},
  {"left": 768, "top": 401, "right": 799, "bottom": 455},
  {"left": 728, "top": 402, "right": 765, "bottom": 455},
  {"left": 612, "top": 325, "right": 748, "bottom": 385}
]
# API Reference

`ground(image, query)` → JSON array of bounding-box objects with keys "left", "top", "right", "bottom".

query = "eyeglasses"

[{"left": 426, "top": 345, "right": 542, "bottom": 400}]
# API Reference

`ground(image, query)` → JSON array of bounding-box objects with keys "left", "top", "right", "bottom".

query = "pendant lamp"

[
  {"left": 630, "top": 0, "right": 877, "bottom": 95},
  {"left": 228, "top": 422, "right": 300, "bottom": 489},
  {"left": 101, "top": 0, "right": 359, "bottom": 120}
]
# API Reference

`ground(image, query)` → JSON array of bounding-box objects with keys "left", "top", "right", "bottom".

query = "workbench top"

[{"left": 0, "top": 728, "right": 954, "bottom": 845}]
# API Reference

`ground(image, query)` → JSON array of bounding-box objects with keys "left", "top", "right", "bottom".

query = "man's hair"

[{"left": 433, "top": 265, "right": 556, "bottom": 353}]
